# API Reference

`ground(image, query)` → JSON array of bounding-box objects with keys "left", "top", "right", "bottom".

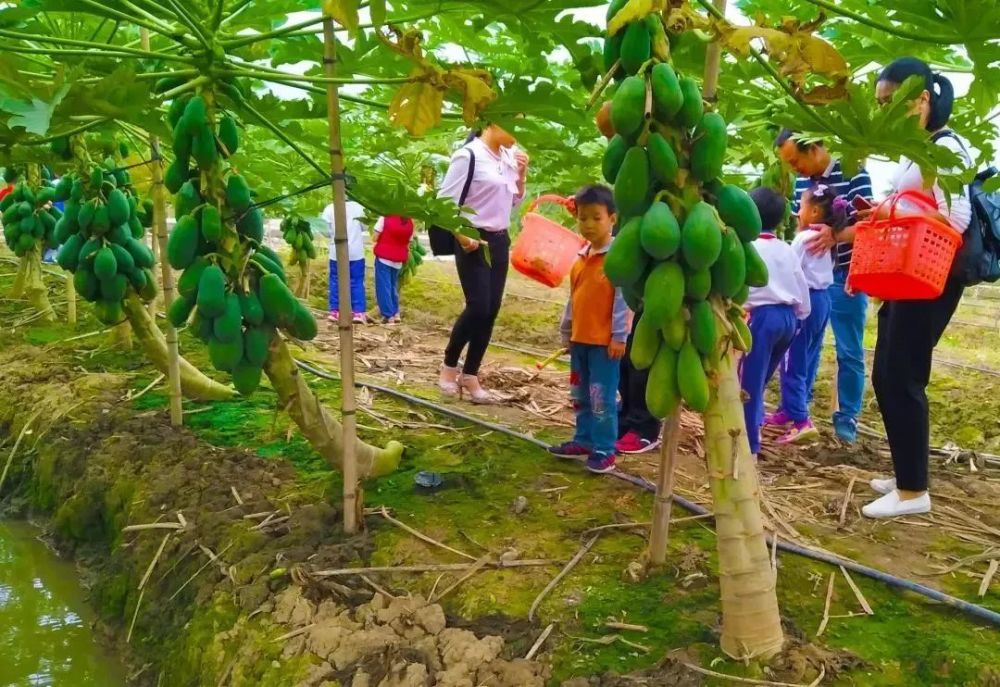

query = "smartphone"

[{"left": 852, "top": 195, "right": 873, "bottom": 211}]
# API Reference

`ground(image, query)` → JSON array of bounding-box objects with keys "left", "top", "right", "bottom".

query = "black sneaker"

[{"left": 585, "top": 451, "right": 617, "bottom": 474}]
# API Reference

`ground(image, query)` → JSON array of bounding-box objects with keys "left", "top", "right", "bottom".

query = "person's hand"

[
  {"left": 457, "top": 235, "right": 482, "bottom": 253},
  {"left": 514, "top": 149, "right": 530, "bottom": 176},
  {"left": 608, "top": 340, "right": 626, "bottom": 360},
  {"left": 805, "top": 224, "right": 836, "bottom": 256},
  {"left": 854, "top": 206, "right": 874, "bottom": 221}
]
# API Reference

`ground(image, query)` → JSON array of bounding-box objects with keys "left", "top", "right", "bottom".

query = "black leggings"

[
  {"left": 444, "top": 230, "right": 510, "bottom": 375},
  {"left": 872, "top": 280, "right": 963, "bottom": 492},
  {"left": 618, "top": 315, "right": 661, "bottom": 440}
]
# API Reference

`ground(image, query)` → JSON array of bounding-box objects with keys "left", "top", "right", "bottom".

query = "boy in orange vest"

[{"left": 549, "top": 185, "right": 630, "bottom": 473}]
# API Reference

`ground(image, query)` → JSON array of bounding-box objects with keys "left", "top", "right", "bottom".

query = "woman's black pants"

[
  {"left": 444, "top": 230, "right": 510, "bottom": 376},
  {"left": 872, "top": 279, "right": 963, "bottom": 492}
]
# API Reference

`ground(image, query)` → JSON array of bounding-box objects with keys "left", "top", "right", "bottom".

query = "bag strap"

[
  {"left": 458, "top": 147, "right": 476, "bottom": 207},
  {"left": 931, "top": 129, "right": 974, "bottom": 168}
]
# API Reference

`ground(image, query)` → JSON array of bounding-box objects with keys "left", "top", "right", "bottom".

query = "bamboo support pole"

[
  {"left": 648, "top": 412, "right": 682, "bottom": 565},
  {"left": 701, "top": 0, "right": 727, "bottom": 101},
  {"left": 66, "top": 276, "right": 76, "bottom": 326},
  {"left": 142, "top": 28, "right": 183, "bottom": 427},
  {"left": 323, "top": 18, "right": 360, "bottom": 534}
]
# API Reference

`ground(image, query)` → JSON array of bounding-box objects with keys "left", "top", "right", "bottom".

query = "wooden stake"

[
  {"left": 979, "top": 559, "right": 999, "bottom": 598},
  {"left": 141, "top": 27, "right": 183, "bottom": 428},
  {"left": 701, "top": 0, "right": 728, "bottom": 101},
  {"left": 838, "top": 476, "right": 857, "bottom": 528},
  {"left": 839, "top": 565, "right": 874, "bottom": 615},
  {"left": 524, "top": 623, "right": 556, "bottom": 660},
  {"left": 66, "top": 275, "right": 77, "bottom": 327},
  {"left": 649, "top": 413, "right": 681, "bottom": 565},
  {"left": 322, "top": 18, "right": 360, "bottom": 535}
]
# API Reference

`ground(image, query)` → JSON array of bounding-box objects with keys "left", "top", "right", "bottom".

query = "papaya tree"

[
  {"left": 600, "top": 0, "right": 784, "bottom": 659},
  {"left": 279, "top": 214, "right": 318, "bottom": 298},
  {"left": 1, "top": 163, "right": 58, "bottom": 322}
]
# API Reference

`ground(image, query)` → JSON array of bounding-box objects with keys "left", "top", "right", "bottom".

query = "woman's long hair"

[{"left": 878, "top": 56, "right": 955, "bottom": 131}]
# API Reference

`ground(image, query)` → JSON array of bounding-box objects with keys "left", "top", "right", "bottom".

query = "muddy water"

[{"left": 0, "top": 521, "right": 125, "bottom": 687}]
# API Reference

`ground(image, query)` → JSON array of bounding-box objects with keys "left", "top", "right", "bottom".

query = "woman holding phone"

[
  {"left": 437, "top": 124, "right": 529, "bottom": 403},
  {"left": 862, "top": 57, "right": 972, "bottom": 519}
]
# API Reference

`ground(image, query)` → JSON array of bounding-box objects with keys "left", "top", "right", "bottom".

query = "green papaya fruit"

[
  {"left": 733, "top": 282, "right": 750, "bottom": 305},
  {"left": 178, "top": 257, "right": 209, "bottom": 301},
  {"left": 93, "top": 246, "right": 117, "bottom": 281},
  {"left": 225, "top": 174, "right": 251, "bottom": 212},
  {"left": 603, "top": 217, "right": 648, "bottom": 287},
  {"left": 643, "top": 260, "right": 684, "bottom": 325},
  {"left": 218, "top": 116, "right": 239, "bottom": 156},
  {"left": 78, "top": 200, "right": 97, "bottom": 232},
  {"left": 647, "top": 132, "right": 679, "bottom": 185},
  {"left": 646, "top": 345, "right": 680, "bottom": 418},
  {"left": 730, "top": 313, "right": 753, "bottom": 352},
  {"left": 240, "top": 290, "right": 265, "bottom": 326},
  {"left": 237, "top": 208, "right": 264, "bottom": 243},
  {"left": 232, "top": 361, "right": 262, "bottom": 396},
  {"left": 168, "top": 94, "right": 193, "bottom": 129},
  {"left": 164, "top": 159, "right": 187, "bottom": 194},
  {"left": 680, "top": 201, "right": 723, "bottom": 271},
  {"left": 675, "top": 77, "right": 703, "bottom": 129},
  {"left": 288, "top": 303, "right": 318, "bottom": 340},
  {"left": 685, "top": 268, "right": 711, "bottom": 301},
  {"left": 93, "top": 300, "right": 124, "bottom": 325},
  {"left": 192, "top": 125, "right": 218, "bottom": 169},
  {"left": 744, "top": 241, "right": 769, "bottom": 287},
  {"left": 606, "top": 0, "right": 629, "bottom": 22},
  {"left": 100, "top": 273, "right": 129, "bottom": 302},
  {"left": 630, "top": 311, "right": 662, "bottom": 370},
  {"left": 74, "top": 269, "right": 99, "bottom": 302},
  {"left": 690, "top": 112, "right": 728, "bottom": 182},
  {"left": 650, "top": 63, "right": 683, "bottom": 121},
  {"left": 213, "top": 292, "right": 243, "bottom": 343},
  {"left": 167, "top": 215, "right": 199, "bottom": 270},
  {"left": 244, "top": 326, "right": 271, "bottom": 366},
  {"left": 689, "top": 299, "right": 717, "bottom": 356},
  {"left": 603, "top": 32, "right": 623, "bottom": 80},
  {"left": 168, "top": 293, "right": 196, "bottom": 328},
  {"left": 182, "top": 95, "right": 207, "bottom": 133},
  {"left": 208, "top": 335, "right": 243, "bottom": 373},
  {"left": 128, "top": 215, "right": 144, "bottom": 239},
  {"left": 619, "top": 20, "right": 651, "bottom": 74},
  {"left": 107, "top": 224, "right": 130, "bottom": 246},
  {"left": 126, "top": 238, "right": 154, "bottom": 269},
  {"left": 716, "top": 184, "right": 762, "bottom": 243},
  {"left": 639, "top": 201, "right": 680, "bottom": 260},
  {"left": 176, "top": 181, "right": 201, "bottom": 218},
  {"left": 614, "top": 146, "right": 650, "bottom": 219},
  {"left": 109, "top": 243, "right": 136, "bottom": 274},
  {"left": 711, "top": 229, "right": 747, "bottom": 298},
  {"left": 259, "top": 273, "right": 297, "bottom": 327},
  {"left": 197, "top": 265, "right": 227, "bottom": 318},
  {"left": 610, "top": 76, "right": 646, "bottom": 140},
  {"left": 200, "top": 205, "right": 222, "bottom": 243},
  {"left": 172, "top": 126, "right": 192, "bottom": 165},
  {"left": 57, "top": 233, "right": 84, "bottom": 271},
  {"left": 602, "top": 134, "right": 629, "bottom": 184},
  {"left": 677, "top": 341, "right": 710, "bottom": 412},
  {"left": 661, "top": 308, "right": 687, "bottom": 351},
  {"left": 107, "top": 189, "right": 130, "bottom": 227}
]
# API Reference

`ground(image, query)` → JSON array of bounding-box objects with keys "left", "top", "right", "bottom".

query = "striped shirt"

[{"left": 792, "top": 160, "right": 873, "bottom": 270}]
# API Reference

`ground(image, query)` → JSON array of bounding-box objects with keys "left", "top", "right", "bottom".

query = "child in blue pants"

[
  {"left": 741, "top": 188, "right": 811, "bottom": 457},
  {"left": 548, "top": 185, "right": 629, "bottom": 474},
  {"left": 324, "top": 200, "right": 368, "bottom": 324},
  {"left": 766, "top": 184, "right": 847, "bottom": 443}
]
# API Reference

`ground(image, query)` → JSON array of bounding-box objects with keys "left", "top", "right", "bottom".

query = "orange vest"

[{"left": 569, "top": 247, "right": 618, "bottom": 346}]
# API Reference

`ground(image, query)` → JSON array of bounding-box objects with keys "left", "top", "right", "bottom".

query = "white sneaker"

[
  {"left": 862, "top": 491, "right": 931, "bottom": 519},
  {"left": 870, "top": 476, "right": 897, "bottom": 495}
]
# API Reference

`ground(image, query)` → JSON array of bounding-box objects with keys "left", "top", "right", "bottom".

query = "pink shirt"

[{"left": 438, "top": 137, "right": 524, "bottom": 232}]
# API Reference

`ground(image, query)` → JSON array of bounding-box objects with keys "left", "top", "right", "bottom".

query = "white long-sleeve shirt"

[
  {"left": 891, "top": 133, "right": 973, "bottom": 233},
  {"left": 437, "top": 137, "right": 524, "bottom": 232},
  {"left": 791, "top": 228, "right": 834, "bottom": 290},
  {"left": 322, "top": 201, "right": 366, "bottom": 261},
  {"left": 745, "top": 236, "right": 811, "bottom": 320}
]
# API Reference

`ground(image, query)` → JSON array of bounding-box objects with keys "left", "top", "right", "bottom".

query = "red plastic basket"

[
  {"left": 511, "top": 194, "right": 586, "bottom": 288},
  {"left": 847, "top": 190, "right": 962, "bottom": 301}
]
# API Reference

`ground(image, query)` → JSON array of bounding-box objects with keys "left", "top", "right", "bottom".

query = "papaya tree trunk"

[
  {"left": 13, "top": 247, "right": 55, "bottom": 322},
  {"left": 294, "top": 261, "right": 310, "bottom": 299},
  {"left": 703, "top": 354, "right": 783, "bottom": 659},
  {"left": 113, "top": 322, "right": 133, "bottom": 350},
  {"left": 263, "top": 335, "right": 403, "bottom": 479},
  {"left": 121, "top": 294, "right": 234, "bottom": 401}
]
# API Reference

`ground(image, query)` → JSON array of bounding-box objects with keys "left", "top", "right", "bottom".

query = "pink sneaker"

[
  {"left": 763, "top": 409, "right": 792, "bottom": 427},
  {"left": 615, "top": 431, "right": 661, "bottom": 455},
  {"left": 328, "top": 310, "right": 339, "bottom": 322},
  {"left": 352, "top": 312, "right": 367, "bottom": 325},
  {"left": 777, "top": 419, "right": 819, "bottom": 444}
]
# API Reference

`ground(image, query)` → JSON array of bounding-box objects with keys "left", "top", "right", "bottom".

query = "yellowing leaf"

[
  {"left": 608, "top": 0, "right": 666, "bottom": 36},
  {"left": 322, "top": 0, "right": 360, "bottom": 36},
  {"left": 443, "top": 68, "right": 496, "bottom": 125},
  {"left": 389, "top": 80, "right": 444, "bottom": 136},
  {"left": 797, "top": 34, "right": 848, "bottom": 78}
]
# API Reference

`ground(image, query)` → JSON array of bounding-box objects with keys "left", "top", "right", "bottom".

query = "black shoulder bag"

[{"left": 428, "top": 147, "right": 476, "bottom": 256}]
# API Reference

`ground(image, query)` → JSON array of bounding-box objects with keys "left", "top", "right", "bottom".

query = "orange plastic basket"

[
  {"left": 847, "top": 190, "right": 962, "bottom": 301},
  {"left": 511, "top": 194, "right": 586, "bottom": 288}
]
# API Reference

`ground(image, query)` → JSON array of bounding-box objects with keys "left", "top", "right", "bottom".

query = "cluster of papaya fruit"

[
  {"left": 399, "top": 235, "right": 427, "bottom": 286},
  {"left": 600, "top": 2, "right": 768, "bottom": 417},
  {"left": 1, "top": 181, "right": 61, "bottom": 258},
  {"left": 280, "top": 215, "right": 317, "bottom": 267},
  {"left": 163, "top": 94, "right": 317, "bottom": 396},
  {"left": 50, "top": 158, "right": 158, "bottom": 323}
]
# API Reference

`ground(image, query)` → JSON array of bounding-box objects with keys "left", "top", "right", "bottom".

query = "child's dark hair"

[
  {"left": 878, "top": 57, "right": 954, "bottom": 131},
  {"left": 803, "top": 183, "right": 849, "bottom": 231},
  {"left": 574, "top": 184, "right": 616, "bottom": 215},
  {"left": 749, "top": 187, "right": 786, "bottom": 232}
]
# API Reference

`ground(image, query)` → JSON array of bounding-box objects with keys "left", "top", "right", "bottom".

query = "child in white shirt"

[
  {"left": 741, "top": 188, "right": 811, "bottom": 458},
  {"left": 765, "top": 184, "right": 847, "bottom": 444},
  {"left": 322, "top": 200, "right": 368, "bottom": 324}
]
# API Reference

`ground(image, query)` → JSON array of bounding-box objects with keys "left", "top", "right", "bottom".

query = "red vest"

[{"left": 374, "top": 216, "right": 414, "bottom": 263}]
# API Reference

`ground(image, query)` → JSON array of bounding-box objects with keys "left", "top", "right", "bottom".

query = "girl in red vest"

[{"left": 372, "top": 215, "right": 415, "bottom": 323}]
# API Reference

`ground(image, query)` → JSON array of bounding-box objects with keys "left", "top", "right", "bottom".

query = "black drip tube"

[{"left": 294, "top": 359, "right": 1000, "bottom": 628}]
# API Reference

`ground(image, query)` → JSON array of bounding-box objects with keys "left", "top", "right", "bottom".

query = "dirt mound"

[{"left": 270, "top": 586, "right": 550, "bottom": 687}]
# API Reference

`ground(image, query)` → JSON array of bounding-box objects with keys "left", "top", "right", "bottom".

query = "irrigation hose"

[{"left": 294, "top": 358, "right": 1000, "bottom": 628}]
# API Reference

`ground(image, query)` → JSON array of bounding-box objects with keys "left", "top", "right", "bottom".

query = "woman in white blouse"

[
  {"left": 864, "top": 57, "right": 973, "bottom": 519},
  {"left": 437, "top": 124, "right": 529, "bottom": 403}
]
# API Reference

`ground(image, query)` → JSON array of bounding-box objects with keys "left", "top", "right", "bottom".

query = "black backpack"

[
  {"left": 428, "top": 147, "right": 476, "bottom": 256},
  {"left": 933, "top": 130, "right": 1000, "bottom": 286}
]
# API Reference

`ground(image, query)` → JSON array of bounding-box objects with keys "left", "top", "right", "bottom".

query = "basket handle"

[
  {"left": 526, "top": 194, "right": 576, "bottom": 215},
  {"left": 879, "top": 189, "right": 939, "bottom": 224}
]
